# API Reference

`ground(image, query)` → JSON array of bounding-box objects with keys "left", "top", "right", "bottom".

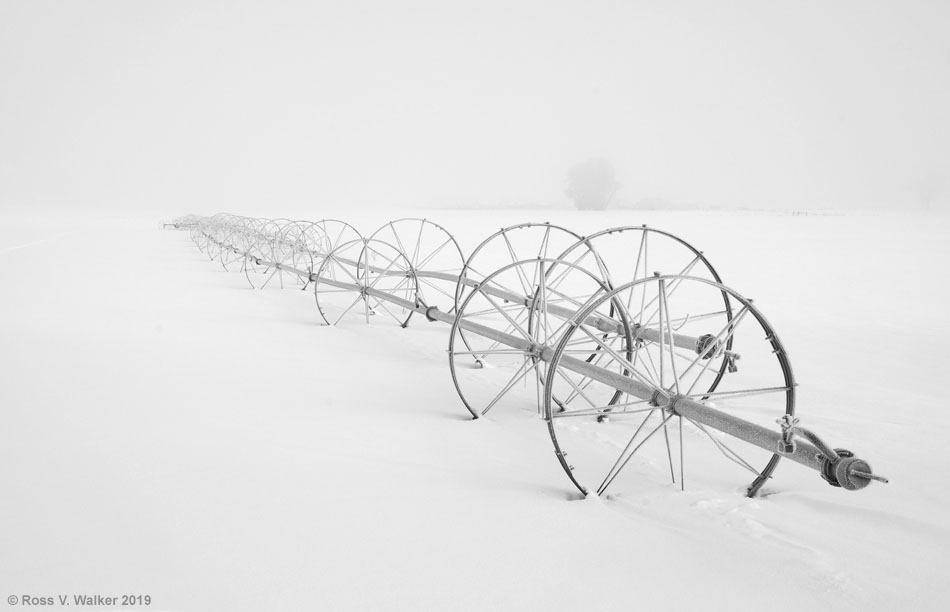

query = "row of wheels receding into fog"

[{"left": 177, "top": 212, "right": 882, "bottom": 499}]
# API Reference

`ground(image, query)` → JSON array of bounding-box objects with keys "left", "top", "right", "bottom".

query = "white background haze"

[{"left": 2, "top": 0, "right": 949, "bottom": 213}]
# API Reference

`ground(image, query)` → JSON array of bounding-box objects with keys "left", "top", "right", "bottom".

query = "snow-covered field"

[{"left": 2, "top": 208, "right": 948, "bottom": 611}]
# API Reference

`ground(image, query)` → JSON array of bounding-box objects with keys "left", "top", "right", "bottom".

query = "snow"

[{"left": 1, "top": 209, "right": 948, "bottom": 611}]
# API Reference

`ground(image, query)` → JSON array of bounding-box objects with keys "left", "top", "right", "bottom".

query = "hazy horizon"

[{"left": 2, "top": 0, "right": 948, "bottom": 214}]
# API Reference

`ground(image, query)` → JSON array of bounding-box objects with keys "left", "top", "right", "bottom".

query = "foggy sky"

[{"left": 1, "top": 0, "right": 948, "bottom": 213}]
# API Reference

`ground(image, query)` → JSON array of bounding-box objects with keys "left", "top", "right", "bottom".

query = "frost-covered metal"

[{"left": 170, "top": 213, "right": 887, "bottom": 498}]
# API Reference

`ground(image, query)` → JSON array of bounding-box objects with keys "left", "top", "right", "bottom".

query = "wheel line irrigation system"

[{"left": 167, "top": 213, "right": 888, "bottom": 500}]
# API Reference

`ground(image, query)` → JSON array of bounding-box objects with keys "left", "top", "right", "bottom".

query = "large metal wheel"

[
  {"left": 555, "top": 225, "right": 735, "bottom": 397},
  {"left": 313, "top": 238, "right": 419, "bottom": 326},
  {"left": 243, "top": 235, "right": 273, "bottom": 288},
  {"left": 370, "top": 219, "right": 465, "bottom": 317},
  {"left": 448, "top": 258, "right": 630, "bottom": 419},
  {"left": 266, "top": 222, "right": 313, "bottom": 290},
  {"left": 206, "top": 215, "right": 246, "bottom": 271},
  {"left": 543, "top": 275, "right": 794, "bottom": 498},
  {"left": 217, "top": 224, "right": 249, "bottom": 272},
  {"left": 237, "top": 218, "right": 296, "bottom": 289},
  {"left": 454, "top": 223, "right": 585, "bottom": 311},
  {"left": 453, "top": 223, "right": 588, "bottom": 365}
]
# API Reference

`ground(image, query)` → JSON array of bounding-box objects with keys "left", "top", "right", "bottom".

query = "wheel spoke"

[
  {"left": 462, "top": 303, "right": 526, "bottom": 318},
  {"left": 366, "top": 295, "right": 408, "bottom": 326},
  {"left": 537, "top": 224, "right": 552, "bottom": 260},
  {"left": 639, "top": 256, "right": 702, "bottom": 325},
  {"left": 660, "top": 278, "right": 681, "bottom": 394},
  {"left": 412, "top": 219, "right": 425, "bottom": 266},
  {"left": 331, "top": 292, "right": 366, "bottom": 325},
  {"left": 331, "top": 255, "right": 363, "bottom": 285},
  {"left": 501, "top": 232, "right": 533, "bottom": 297},
  {"left": 638, "top": 341, "right": 662, "bottom": 388},
  {"left": 554, "top": 368, "right": 599, "bottom": 409},
  {"left": 416, "top": 237, "right": 453, "bottom": 270},
  {"left": 598, "top": 411, "right": 675, "bottom": 496},
  {"left": 681, "top": 304, "right": 752, "bottom": 395},
  {"left": 453, "top": 349, "right": 527, "bottom": 356},
  {"left": 474, "top": 308, "right": 532, "bottom": 356},
  {"left": 642, "top": 309, "right": 728, "bottom": 328},
  {"left": 551, "top": 399, "right": 654, "bottom": 419},
  {"left": 482, "top": 291, "right": 533, "bottom": 341},
  {"left": 417, "top": 276, "right": 456, "bottom": 301},
  {"left": 685, "top": 417, "right": 762, "bottom": 476},
  {"left": 632, "top": 232, "right": 649, "bottom": 317},
  {"left": 259, "top": 268, "right": 278, "bottom": 289},
  {"left": 366, "top": 256, "right": 406, "bottom": 291},
  {"left": 389, "top": 225, "right": 411, "bottom": 263},
  {"left": 546, "top": 248, "right": 593, "bottom": 289},
  {"left": 560, "top": 336, "right": 619, "bottom": 404},
  {"left": 684, "top": 385, "right": 792, "bottom": 402},
  {"left": 663, "top": 421, "right": 676, "bottom": 484},
  {"left": 482, "top": 358, "right": 540, "bottom": 416},
  {"left": 538, "top": 261, "right": 556, "bottom": 344},
  {"left": 544, "top": 285, "right": 595, "bottom": 311},
  {"left": 578, "top": 324, "right": 659, "bottom": 391}
]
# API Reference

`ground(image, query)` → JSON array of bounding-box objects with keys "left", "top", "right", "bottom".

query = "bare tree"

[{"left": 565, "top": 158, "right": 620, "bottom": 210}]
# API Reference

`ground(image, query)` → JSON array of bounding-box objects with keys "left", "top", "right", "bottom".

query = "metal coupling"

[
  {"left": 525, "top": 342, "right": 544, "bottom": 358},
  {"left": 776, "top": 415, "right": 889, "bottom": 490},
  {"left": 695, "top": 334, "right": 719, "bottom": 359},
  {"left": 818, "top": 448, "right": 889, "bottom": 490}
]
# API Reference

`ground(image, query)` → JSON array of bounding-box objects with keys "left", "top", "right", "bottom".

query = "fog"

[{"left": 1, "top": 0, "right": 948, "bottom": 214}]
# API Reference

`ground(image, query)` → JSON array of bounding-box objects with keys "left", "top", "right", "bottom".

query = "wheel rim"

[
  {"left": 543, "top": 275, "right": 794, "bottom": 497},
  {"left": 369, "top": 218, "right": 465, "bottom": 317},
  {"left": 313, "top": 239, "right": 419, "bottom": 326},
  {"left": 448, "top": 257, "right": 627, "bottom": 419}
]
